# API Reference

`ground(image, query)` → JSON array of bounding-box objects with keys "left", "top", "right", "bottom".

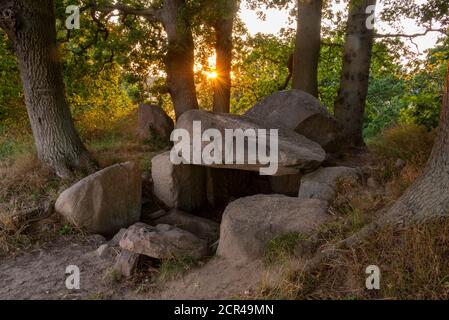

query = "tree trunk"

[
  {"left": 292, "top": 0, "right": 323, "bottom": 97},
  {"left": 334, "top": 0, "right": 376, "bottom": 147},
  {"left": 341, "top": 61, "right": 449, "bottom": 251},
  {"left": 378, "top": 62, "right": 449, "bottom": 227},
  {"left": 303, "top": 62, "right": 449, "bottom": 274},
  {"left": 280, "top": 54, "right": 294, "bottom": 90},
  {"left": 161, "top": 0, "right": 198, "bottom": 119},
  {"left": 212, "top": 0, "right": 237, "bottom": 113},
  {"left": 0, "top": 0, "right": 96, "bottom": 178}
]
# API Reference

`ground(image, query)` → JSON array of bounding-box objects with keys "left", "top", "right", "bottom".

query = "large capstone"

[{"left": 175, "top": 110, "right": 326, "bottom": 176}]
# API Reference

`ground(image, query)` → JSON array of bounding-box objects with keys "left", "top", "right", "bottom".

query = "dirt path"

[
  {"left": 0, "top": 235, "right": 113, "bottom": 299},
  {"left": 151, "top": 258, "right": 264, "bottom": 300},
  {"left": 0, "top": 235, "right": 264, "bottom": 300}
]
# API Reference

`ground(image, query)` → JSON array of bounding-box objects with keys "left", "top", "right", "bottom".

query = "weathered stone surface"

[
  {"left": 120, "top": 223, "right": 208, "bottom": 260},
  {"left": 114, "top": 250, "right": 140, "bottom": 277},
  {"left": 269, "top": 173, "right": 302, "bottom": 196},
  {"left": 95, "top": 244, "right": 110, "bottom": 259},
  {"left": 94, "top": 228, "right": 127, "bottom": 259},
  {"left": 152, "top": 152, "right": 207, "bottom": 212},
  {"left": 298, "top": 166, "right": 359, "bottom": 203},
  {"left": 153, "top": 209, "right": 219, "bottom": 244},
  {"left": 138, "top": 104, "right": 174, "bottom": 141},
  {"left": 217, "top": 195, "right": 332, "bottom": 263},
  {"left": 55, "top": 162, "right": 142, "bottom": 235},
  {"left": 175, "top": 110, "right": 325, "bottom": 175},
  {"left": 245, "top": 90, "right": 343, "bottom": 152},
  {"left": 109, "top": 228, "right": 128, "bottom": 247}
]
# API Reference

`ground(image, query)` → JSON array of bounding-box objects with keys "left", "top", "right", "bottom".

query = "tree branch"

[
  {"left": 374, "top": 28, "right": 448, "bottom": 39},
  {"left": 93, "top": 1, "right": 161, "bottom": 22},
  {"left": 321, "top": 40, "right": 343, "bottom": 48}
]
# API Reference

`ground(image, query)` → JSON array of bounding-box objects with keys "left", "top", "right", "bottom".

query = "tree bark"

[
  {"left": 160, "top": 0, "right": 198, "bottom": 119},
  {"left": 0, "top": 0, "right": 96, "bottom": 178},
  {"left": 212, "top": 0, "right": 237, "bottom": 113},
  {"left": 280, "top": 54, "right": 294, "bottom": 90},
  {"left": 292, "top": 0, "right": 323, "bottom": 97},
  {"left": 334, "top": 0, "right": 377, "bottom": 147}
]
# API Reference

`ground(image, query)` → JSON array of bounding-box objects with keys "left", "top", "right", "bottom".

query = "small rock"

[
  {"left": 114, "top": 250, "right": 140, "bottom": 277},
  {"left": 367, "top": 177, "right": 378, "bottom": 188},
  {"left": 120, "top": 223, "right": 208, "bottom": 260},
  {"left": 153, "top": 209, "right": 219, "bottom": 244},
  {"left": 395, "top": 158, "right": 406, "bottom": 169},
  {"left": 95, "top": 244, "right": 110, "bottom": 259},
  {"left": 109, "top": 228, "right": 128, "bottom": 247},
  {"left": 88, "top": 234, "right": 107, "bottom": 246},
  {"left": 138, "top": 104, "right": 174, "bottom": 141},
  {"left": 298, "top": 166, "right": 359, "bottom": 204}
]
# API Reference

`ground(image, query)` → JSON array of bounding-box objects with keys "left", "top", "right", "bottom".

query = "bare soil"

[{"left": 0, "top": 235, "right": 264, "bottom": 300}]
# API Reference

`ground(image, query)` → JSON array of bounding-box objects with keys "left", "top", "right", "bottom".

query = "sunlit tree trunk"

[
  {"left": 334, "top": 0, "right": 376, "bottom": 147},
  {"left": 0, "top": 0, "right": 96, "bottom": 178},
  {"left": 292, "top": 0, "right": 323, "bottom": 97},
  {"left": 213, "top": 0, "right": 237, "bottom": 113}
]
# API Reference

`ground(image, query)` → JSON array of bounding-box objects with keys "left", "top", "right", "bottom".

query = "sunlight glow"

[{"left": 206, "top": 71, "right": 218, "bottom": 79}]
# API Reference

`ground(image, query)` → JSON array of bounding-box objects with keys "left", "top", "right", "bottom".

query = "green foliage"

[
  {"left": 0, "top": 9, "right": 137, "bottom": 143},
  {"left": 364, "top": 38, "right": 448, "bottom": 139},
  {"left": 59, "top": 224, "right": 75, "bottom": 236},
  {"left": 317, "top": 41, "right": 344, "bottom": 109},
  {"left": 63, "top": 59, "right": 135, "bottom": 137},
  {"left": 399, "top": 42, "right": 449, "bottom": 130},
  {"left": 158, "top": 256, "right": 198, "bottom": 282},
  {"left": 364, "top": 78, "right": 406, "bottom": 140},
  {"left": 0, "top": 32, "right": 27, "bottom": 131},
  {"left": 232, "top": 33, "right": 294, "bottom": 114},
  {"left": 265, "top": 232, "right": 307, "bottom": 265},
  {"left": 0, "top": 0, "right": 447, "bottom": 162}
]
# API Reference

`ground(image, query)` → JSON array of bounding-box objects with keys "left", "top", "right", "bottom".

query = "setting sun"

[{"left": 206, "top": 71, "right": 218, "bottom": 79}]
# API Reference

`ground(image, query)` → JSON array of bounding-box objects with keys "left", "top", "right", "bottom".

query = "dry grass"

[
  {"left": 0, "top": 108, "right": 171, "bottom": 259},
  {"left": 264, "top": 233, "right": 308, "bottom": 265},
  {"left": 0, "top": 152, "right": 61, "bottom": 213},
  {"left": 258, "top": 219, "right": 449, "bottom": 300},
  {"left": 0, "top": 130, "right": 161, "bottom": 258},
  {"left": 86, "top": 112, "right": 164, "bottom": 171},
  {"left": 368, "top": 124, "right": 436, "bottom": 201},
  {"left": 0, "top": 151, "right": 76, "bottom": 257},
  {"left": 369, "top": 124, "right": 436, "bottom": 167},
  {"left": 256, "top": 124, "right": 444, "bottom": 300},
  {"left": 0, "top": 114, "right": 155, "bottom": 257}
]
